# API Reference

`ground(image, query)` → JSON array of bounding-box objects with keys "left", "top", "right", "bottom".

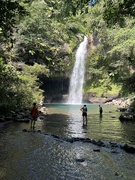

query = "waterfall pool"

[
  {"left": 1, "top": 103, "right": 135, "bottom": 180},
  {"left": 45, "top": 103, "right": 135, "bottom": 145}
]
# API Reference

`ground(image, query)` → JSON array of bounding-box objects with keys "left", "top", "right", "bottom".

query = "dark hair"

[
  {"left": 84, "top": 105, "right": 86, "bottom": 107},
  {"left": 33, "top": 103, "right": 36, "bottom": 106}
]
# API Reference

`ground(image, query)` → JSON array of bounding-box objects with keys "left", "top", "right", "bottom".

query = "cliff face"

[
  {"left": 41, "top": 78, "right": 120, "bottom": 104},
  {"left": 88, "top": 34, "right": 100, "bottom": 51},
  {"left": 40, "top": 77, "right": 69, "bottom": 103}
]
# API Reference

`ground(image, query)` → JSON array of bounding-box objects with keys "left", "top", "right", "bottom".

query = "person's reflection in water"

[
  {"left": 82, "top": 123, "right": 87, "bottom": 133},
  {"left": 99, "top": 114, "right": 102, "bottom": 121}
]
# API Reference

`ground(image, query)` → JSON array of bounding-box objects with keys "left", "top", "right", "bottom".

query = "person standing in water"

[
  {"left": 30, "top": 103, "right": 39, "bottom": 128},
  {"left": 80, "top": 104, "right": 88, "bottom": 125},
  {"left": 99, "top": 105, "right": 103, "bottom": 116}
]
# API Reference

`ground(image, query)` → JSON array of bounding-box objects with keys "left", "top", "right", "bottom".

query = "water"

[
  {"left": 1, "top": 103, "right": 135, "bottom": 180},
  {"left": 67, "top": 36, "right": 88, "bottom": 104},
  {"left": 2, "top": 103, "right": 135, "bottom": 145},
  {"left": 40, "top": 103, "right": 135, "bottom": 145}
]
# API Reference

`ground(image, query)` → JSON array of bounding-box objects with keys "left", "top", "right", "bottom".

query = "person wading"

[
  {"left": 99, "top": 105, "right": 103, "bottom": 117},
  {"left": 30, "top": 103, "right": 39, "bottom": 128},
  {"left": 80, "top": 104, "right": 88, "bottom": 125}
]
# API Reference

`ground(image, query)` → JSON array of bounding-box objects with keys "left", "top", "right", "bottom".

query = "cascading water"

[{"left": 67, "top": 36, "right": 88, "bottom": 104}]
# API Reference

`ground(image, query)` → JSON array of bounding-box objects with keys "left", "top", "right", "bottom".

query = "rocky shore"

[
  {"left": 22, "top": 129, "right": 135, "bottom": 154},
  {"left": 0, "top": 107, "right": 47, "bottom": 123},
  {"left": 84, "top": 93, "right": 135, "bottom": 107}
]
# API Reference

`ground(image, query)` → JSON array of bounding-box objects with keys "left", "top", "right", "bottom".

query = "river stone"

[
  {"left": 76, "top": 158, "right": 85, "bottom": 163},
  {"left": 93, "top": 149, "right": 100, "bottom": 152},
  {"left": 122, "top": 144, "right": 135, "bottom": 153},
  {"left": 22, "top": 129, "right": 27, "bottom": 132}
]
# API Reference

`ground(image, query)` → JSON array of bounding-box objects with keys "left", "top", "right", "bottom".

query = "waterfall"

[{"left": 67, "top": 36, "right": 88, "bottom": 104}]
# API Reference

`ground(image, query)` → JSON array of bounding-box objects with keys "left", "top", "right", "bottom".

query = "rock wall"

[{"left": 40, "top": 77, "right": 69, "bottom": 103}]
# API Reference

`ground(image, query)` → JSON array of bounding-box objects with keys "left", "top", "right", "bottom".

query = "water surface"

[
  {"left": 1, "top": 103, "right": 135, "bottom": 180},
  {"left": 40, "top": 103, "right": 135, "bottom": 146},
  {"left": 2, "top": 103, "right": 135, "bottom": 145}
]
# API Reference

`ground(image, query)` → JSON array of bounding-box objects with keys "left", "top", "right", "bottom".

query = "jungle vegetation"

[{"left": 0, "top": 0, "right": 135, "bottom": 113}]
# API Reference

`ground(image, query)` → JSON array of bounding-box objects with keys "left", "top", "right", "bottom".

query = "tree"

[
  {"left": 103, "top": 0, "right": 135, "bottom": 25},
  {"left": 0, "top": 0, "right": 51, "bottom": 114},
  {"left": 0, "top": 0, "right": 26, "bottom": 39},
  {"left": 84, "top": 0, "right": 135, "bottom": 96}
]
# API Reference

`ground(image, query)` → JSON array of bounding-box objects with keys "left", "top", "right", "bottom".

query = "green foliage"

[
  {"left": 0, "top": 58, "right": 21, "bottom": 113},
  {"left": 103, "top": 0, "right": 135, "bottom": 26},
  {"left": 0, "top": 58, "right": 49, "bottom": 114},
  {"left": 85, "top": 83, "right": 121, "bottom": 96},
  {"left": 108, "top": 26, "right": 135, "bottom": 60},
  {"left": 0, "top": 0, "right": 26, "bottom": 39},
  {"left": 120, "top": 73, "right": 135, "bottom": 96},
  {"left": 1, "top": 0, "right": 135, "bottom": 113},
  {"left": 12, "top": 0, "right": 91, "bottom": 77},
  {"left": 83, "top": 0, "right": 135, "bottom": 97},
  {"left": 52, "top": 0, "right": 90, "bottom": 18},
  {"left": 17, "top": 63, "right": 50, "bottom": 107}
]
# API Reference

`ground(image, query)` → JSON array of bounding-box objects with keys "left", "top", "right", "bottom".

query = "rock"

[
  {"left": 66, "top": 139, "right": 74, "bottom": 143},
  {"left": 106, "top": 94, "right": 119, "bottom": 99},
  {"left": 114, "top": 172, "right": 119, "bottom": 176},
  {"left": 111, "top": 150, "right": 119, "bottom": 154},
  {"left": 76, "top": 158, "right": 85, "bottom": 163},
  {"left": 119, "top": 112, "right": 135, "bottom": 121},
  {"left": 89, "top": 97, "right": 106, "bottom": 103},
  {"left": 5, "top": 117, "right": 12, "bottom": 121},
  {"left": 37, "top": 130, "right": 41, "bottom": 133},
  {"left": 52, "top": 134, "right": 60, "bottom": 139},
  {"left": 122, "top": 144, "right": 135, "bottom": 153},
  {"left": 22, "top": 129, "right": 27, "bottom": 132},
  {"left": 93, "top": 149, "right": 100, "bottom": 152},
  {"left": 91, "top": 139, "right": 97, "bottom": 144},
  {"left": 109, "top": 142, "right": 118, "bottom": 148},
  {"left": 96, "top": 140, "right": 104, "bottom": 146},
  {"left": 82, "top": 138, "right": 92, "bottom": 143},
  {"left": 117, "top": 107, "right": 127, "bottom": 112}
]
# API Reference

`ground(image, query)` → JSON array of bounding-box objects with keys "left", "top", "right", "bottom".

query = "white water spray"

[{"left": 67, "top": 36, "right": 88, "bottom": 104}]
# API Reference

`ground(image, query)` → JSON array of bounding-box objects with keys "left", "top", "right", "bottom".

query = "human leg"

[
  {"left": 31, "top": 120, "right": 33, "bottom": 127},
  {"left": 33, "top": 117, "right": 37, "bottom": 127},
  {"left": 33, "top": 120, "right": 35, "bottom": 127},
  {"left": 83, "top": 116, "right": 85, "bottom": 125},
  {"left": 85, "top": 115, "right": 87, "bottom": 125},
  {"left": 83, "top": 112, "right": 87, "bottom": 125}
]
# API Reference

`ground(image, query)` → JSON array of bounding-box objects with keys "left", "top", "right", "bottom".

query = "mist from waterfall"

[{"left": 67, "top": 36, "right": 88, "bottom": 104}]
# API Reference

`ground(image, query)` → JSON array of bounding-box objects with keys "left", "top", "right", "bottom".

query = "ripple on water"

[{"left": 0, "top": 131, "right": 135, "bottom": 180}]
